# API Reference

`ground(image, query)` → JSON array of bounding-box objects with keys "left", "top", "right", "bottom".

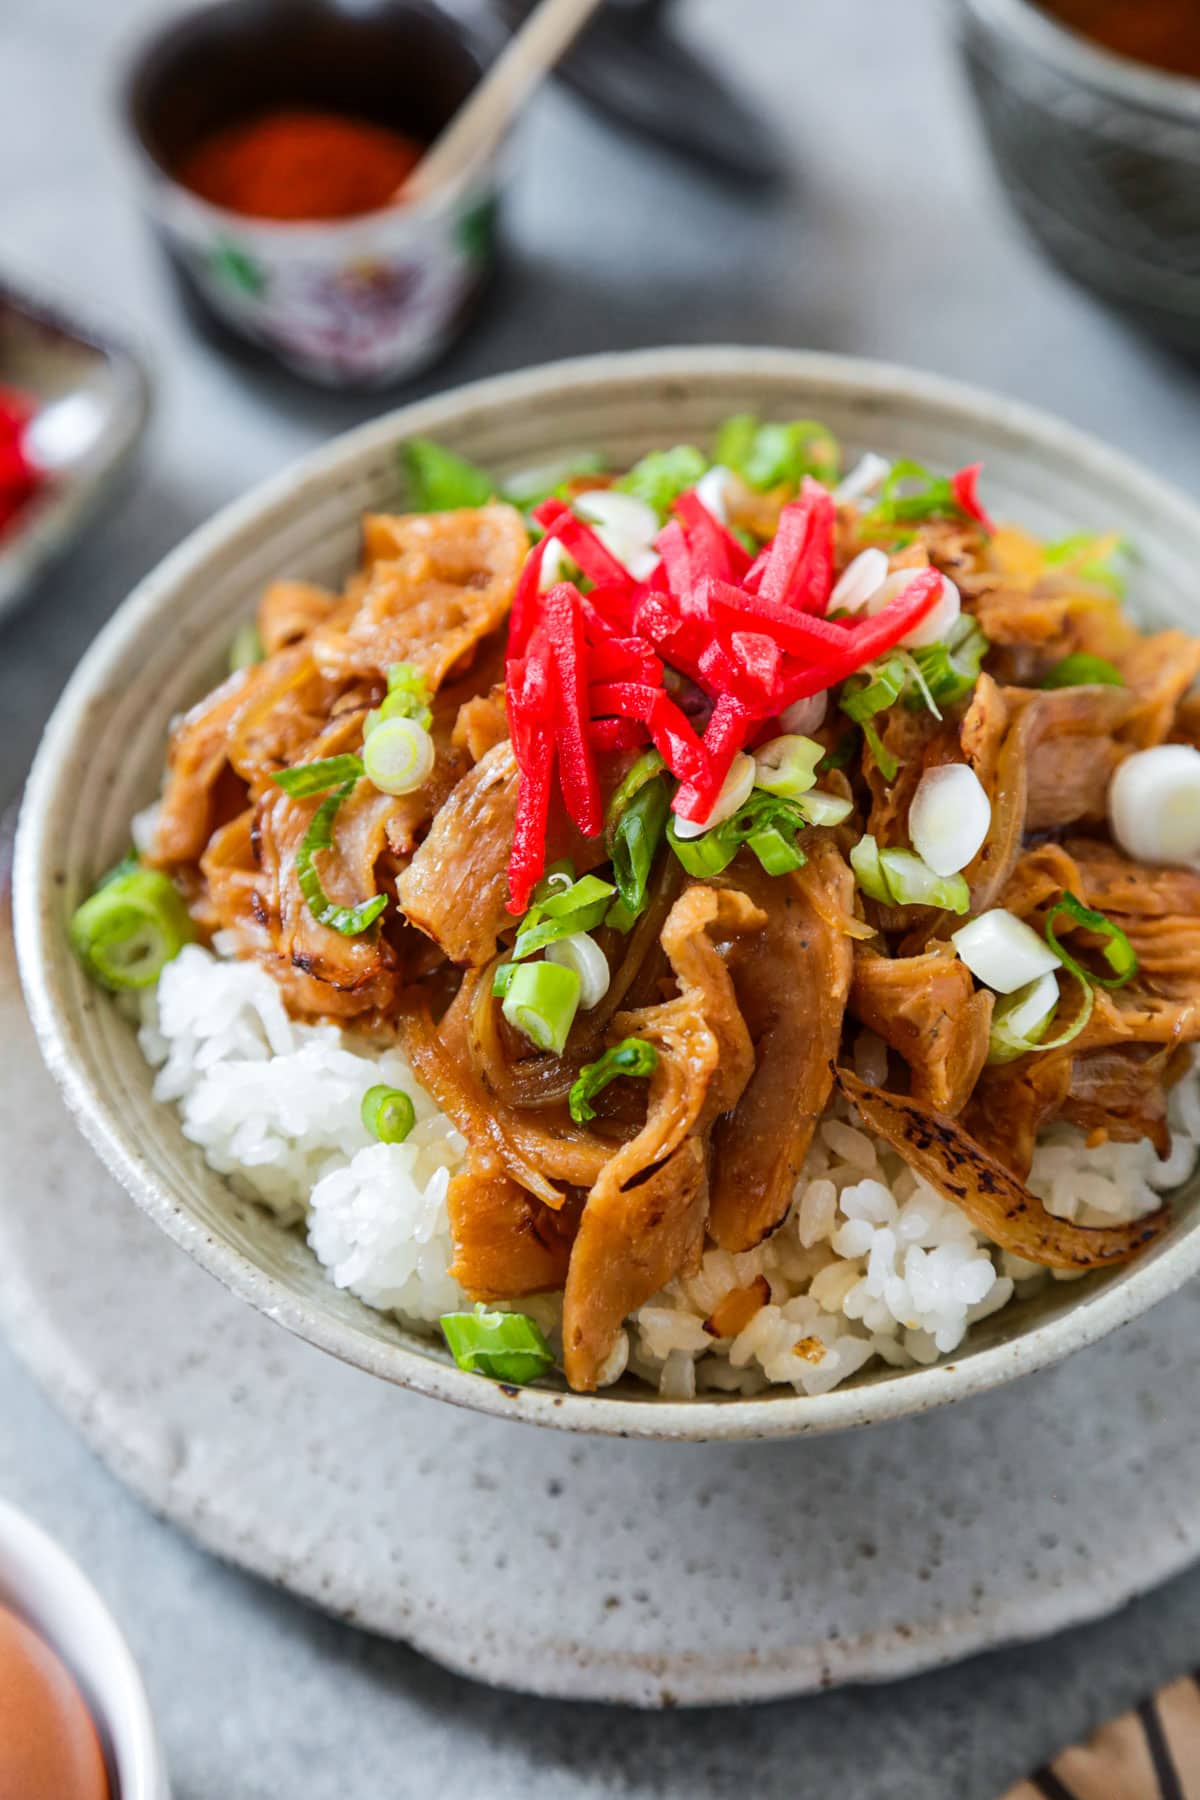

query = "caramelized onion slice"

[{"left": 835, "top": 1068, "right": 1170, "bottom": 1270}]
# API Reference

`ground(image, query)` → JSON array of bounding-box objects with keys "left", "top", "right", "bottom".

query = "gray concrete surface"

[{"left": 3, "top": 0, "right": 1200, "bottom": 1793}]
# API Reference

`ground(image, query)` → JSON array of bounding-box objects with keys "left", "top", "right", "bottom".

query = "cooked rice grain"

[{"left": 140, "top": 945, "right": 1199, "bottom": 1397}]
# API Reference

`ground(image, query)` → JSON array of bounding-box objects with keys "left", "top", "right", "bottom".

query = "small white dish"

[{"left": 0, "top": 1499, "right": 169, "bottom": 1799}]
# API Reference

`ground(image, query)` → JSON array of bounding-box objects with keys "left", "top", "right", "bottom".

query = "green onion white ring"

[
  {"left": 1109, "top": 744, "right": 1200, "bottom": 867},
  {"left": 753, "top": 735, "right": 822, "bottom": 801},
  {"left": 363, "top": 717, "right": 435, "bottom": 796},
  {"left": 908, "top": 763, "right": 991, "bottom": 876},
  {"left": 951, "top": 909, "right": 1060, "bottom": 993},
  {"left": 673, "top": 751, "right": 755, "bottom": 839},
  {"left": 546, "top": 932, "right": 610, "bottom": 1010},
  {"left": 501, "top": 960, "right": 581, "bottom": 1055}
]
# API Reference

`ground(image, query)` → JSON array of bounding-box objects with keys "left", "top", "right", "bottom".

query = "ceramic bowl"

[
  {"left": 121, "top": 0, "right": 501, "bottom": 389},
  {"left": 15, "top": 346, "right": 1200, "bottom": 1441},
  {"left": 958, "top": 0, "right": 1200, "bottom": 352},
  {"left": 0, "top": 1499, "right": 169, "bottom": 1798}
]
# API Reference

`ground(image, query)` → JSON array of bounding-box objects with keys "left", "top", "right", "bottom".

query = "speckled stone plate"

[{"left": 2, "top": 889, "right": 1199, "bottom": 1706}]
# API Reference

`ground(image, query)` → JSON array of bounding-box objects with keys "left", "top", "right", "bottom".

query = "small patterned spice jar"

[{"left": 123, "top": 0, "right": 503, "bottom": 388}]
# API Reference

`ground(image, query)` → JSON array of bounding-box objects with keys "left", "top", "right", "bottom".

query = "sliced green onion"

[
  {"left": 532, "top": 860, "right": 576, "bottom": 904},
  {"left": 492, "top": 962, "right": 516, "bottom": 996},
  {"left": 863, "top": 458, "right": 959, "bottom": 528},
  {"left": 538, "top": 873, "right": 615, "bottom": 919},
  {"left": 987, "top": 969, "right": 1095, "bottom": 1066},
  {"left": 271, "top": 754, "right": 364, "bottom": 797},
  {"left": 615, "top": 445, "right": 708, "bottom": 519},
  {"left": 546, "top": 931, "right": 611, "bottom": 1009},
  {"left": 896, "top": 647, "right": 941, "bottom": 721},
  {"left": 713, "top": 413, "right": 759, "bottom": 473},
  {"left": 849, "top": 833, "right": 890, "bottom": 904},
  {"left": 70, "top": 867, "right": 194, "bottom": 991},
  {"left": 667, "top": 814, "right": 740, "bottom": 878},
  {"left": 716, "top": 414, "right": 840, "bottom": 490},
  {"left": 361, "top": 1084, "right": 416, "bottom": 1143},
  {"left": 512, "top": 873, "right": 617, "bottom": 960},
  {"left": 839, "top": 654, "right": 910, "bottom": 779},
  {"left": 603, "top": 896, "right": 640, "bottom": 934},
  {"left": 794, "top": 789, "right": 854, "bottom": 827},
  {"left": 440, "top": 1304, "right": 555, "bottom": 1385},
  {"left": 862, "top": 722, "right": 898, "bottom": 781},
  {"left": 609, "top": 775, "right": 670, "bottom": 923},
  {"left": 95, "top": 849, "right": 140, "bottom": 890},
  {"left": 1044, "top": 533, "right": 1129, "bottom": 597},
  {"left": 296, "top": 782, "right": 387, "bottom": 936},
  {"left": 840, "top": 654, "right": 908, "bottom": 725},
  {"left": 910, "top": 617, "right": 990, "bottom": 708},
  {"left": 1040, "top": 653, "right": 1124, "bottom": 690},
  {"left": 1044, "top": 890, "right": 1138, "bottom": 989},
  {"left": 365, "top": 662, "right": 434, "bottom": 735},
  {"left": 849, "top": 834, "right": 969, "bottom": 913},
  {"left": 667, "top": 791, "right": 810, "bottom": 880},
  {"left": 605, "top": 748, "right": 667, "bottom": 830},
  {"left": 501, "top": 959, "right": 581, "bottom": 1053},
  {"left": 513, "top": 900, "right": 612, "bottom": 960},
  {"left": 569, "top": 1037, "right": 659, "bottom": 1123},
  {"left": 752, "top": 734, "right": 823, "bottom": 800},
  {"left": 501, "top": 451, "right": 607, "bottom": 513},
  {"left": 229, "top": 621, "right": 263, "bottom": 671},
  {"left": 746, "top": 826, "right": 806, "bottom": 875},
  {"left": 402, "top": 437, "right": 493, "bottom": 511},
  {"left": 876, "top": 849, "right": 970, "bottom": 913},
  {"left": 362, "top": 716, "right": 435, "bottom": 796}
]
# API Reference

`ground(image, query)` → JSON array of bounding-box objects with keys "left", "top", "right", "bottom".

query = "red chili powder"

[{"left": 175, "top": 109, "right": 424, "bottom": 222}]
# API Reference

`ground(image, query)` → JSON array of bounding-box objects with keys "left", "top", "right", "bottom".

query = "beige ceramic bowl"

[{"left": 15, "top": 347, "right": 1200, "bottom": 1440}]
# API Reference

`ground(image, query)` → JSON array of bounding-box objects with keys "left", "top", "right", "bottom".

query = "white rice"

[{"left": 139, "top": 943, "right": 1200, "bottom": 1394}]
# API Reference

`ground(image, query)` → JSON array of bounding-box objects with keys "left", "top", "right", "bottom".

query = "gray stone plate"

[{"left": 2, "top": 897, "right": 1197, "bottom": 1707}]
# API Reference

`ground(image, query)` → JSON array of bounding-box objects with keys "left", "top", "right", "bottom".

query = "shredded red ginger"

[
  {"left": 0, "top": 386, "right": 44, "bottom": 539},
  {"left": 503, "top": 476, "right": 948, "bottom": 913}
]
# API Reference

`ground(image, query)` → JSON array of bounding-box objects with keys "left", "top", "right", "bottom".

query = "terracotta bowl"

[{"left": 15, "top": 347, "right": 1200, "bottom": 1439}]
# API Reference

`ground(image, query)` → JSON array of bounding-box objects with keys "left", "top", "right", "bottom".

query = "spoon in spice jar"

[{"left": 401, "top": 0, "right": 606, "bottom": 202}]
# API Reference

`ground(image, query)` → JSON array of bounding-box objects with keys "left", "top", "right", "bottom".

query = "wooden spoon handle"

[{"left": 403, "top": 0, "right": 606, "bottom": 204}]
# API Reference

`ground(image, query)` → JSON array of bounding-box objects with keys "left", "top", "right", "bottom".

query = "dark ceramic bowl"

[
  {"left": 121, "top": 0, "right": 501, "bottom": 388},
  {"left": 958, "top": 0, "right": 1200, "bottom": 352}
]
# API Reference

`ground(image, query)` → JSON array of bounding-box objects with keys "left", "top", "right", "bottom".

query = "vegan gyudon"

[{"left": 70, "top": 422, "right": 1200, "bottom": 1396}]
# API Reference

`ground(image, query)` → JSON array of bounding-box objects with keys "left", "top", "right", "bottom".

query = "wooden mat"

[{"left": 1004, "top": 1676, "right": 1200, "bottom": 1800}]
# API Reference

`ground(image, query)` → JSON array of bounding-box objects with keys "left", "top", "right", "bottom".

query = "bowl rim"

[
  {"left": 961, "top": 0, "right": 1200, "bottom": 120},
  {"left": 0, "top": 1497, "right": 169, "bottom": 1799},
  {"left": 17, "top": 343, "right": 1200, "bottom": 1442}
]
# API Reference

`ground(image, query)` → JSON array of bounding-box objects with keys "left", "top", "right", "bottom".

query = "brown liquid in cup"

[
  {"left": 0, "top": 1603, "right": 110, "bottom": 1800},
  {"left": 1038, "top": 0, "right": 1200, "bottom": 82}
]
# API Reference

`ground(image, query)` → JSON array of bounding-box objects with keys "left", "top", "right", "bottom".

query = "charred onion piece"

[
  {"left": 835, "top": 1068, "right": 1170, "bottom": 1270},
  {"left": 703, "top": 1274, "right": 770, "bottom": 1338}
]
